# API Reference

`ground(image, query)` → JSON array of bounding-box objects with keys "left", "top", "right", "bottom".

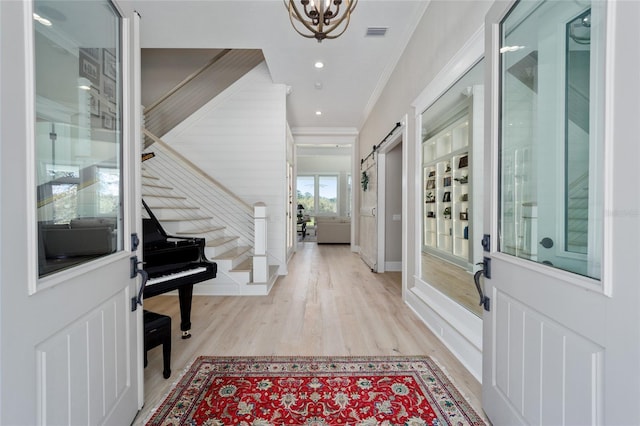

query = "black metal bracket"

[
  {"left": 131, "top": 232, "right": 140, "bottom": 252},
  {"left": 483, "top": 256, "right": 491, "bottom": 279},
  {"left": 481, "top": 234, "right": 491, "bottom": 252},
  {"left": 130, "top": 255, "right": 139, "bottom": 279}
]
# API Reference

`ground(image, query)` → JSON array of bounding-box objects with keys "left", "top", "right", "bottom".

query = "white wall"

[
  {"left": 163, "top": 62, "right": 289, "bottom": 273},
  {"left": 358, "top": 0, "right": 493, "bottom": 381}
]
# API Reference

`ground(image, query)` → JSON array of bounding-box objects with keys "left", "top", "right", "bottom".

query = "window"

[
  {"left": 296, "top": 175, "right": 339, "bottom": 215},
  {"left": 35, "top": 0, "right": 123, "bottom": 278},
  {"left": 318, "top": 176, "right": 338, "bottom": 214},
  {"left": 296, "top": 175, "right": 315, "bottom": 212},
  {"left": 499, "top": 0, "right": 604, "bottom": 279}
]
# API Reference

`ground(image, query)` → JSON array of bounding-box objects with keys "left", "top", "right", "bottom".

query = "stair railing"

[
  {"left": 143, "top": 127, "right": 252, "bottom": 213},
  {"left": 142, "top": 128, "right": 269, "bottom": 280}
]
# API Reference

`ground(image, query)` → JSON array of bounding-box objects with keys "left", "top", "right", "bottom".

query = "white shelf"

[{"left": 422, "top": 117, "right": 471, "bottom": 264}]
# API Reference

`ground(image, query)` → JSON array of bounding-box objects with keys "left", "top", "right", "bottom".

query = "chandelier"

[{"left": 284, "top": 0, "right": 358, "bottom": 42}]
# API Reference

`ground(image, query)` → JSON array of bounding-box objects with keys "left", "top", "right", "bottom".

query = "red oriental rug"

[{"left": 145, "top": 356, "right": 485, "bottom": 426}]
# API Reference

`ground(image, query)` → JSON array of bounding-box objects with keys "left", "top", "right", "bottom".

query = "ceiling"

[{"left": 118, "top": 0, "right": 429, "bottom": 132}]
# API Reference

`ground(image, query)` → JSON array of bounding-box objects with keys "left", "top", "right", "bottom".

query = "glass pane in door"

[
  {"left": 35, "top": 0, "right": 123, "bottom": 278},
  {"left": 499, "top": 0, "right": 604, "bottom": 280}
]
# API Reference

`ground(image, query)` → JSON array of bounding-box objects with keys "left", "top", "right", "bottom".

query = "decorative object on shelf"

[
  {"left": 426, "top": 192, "right": 435, "bottom": 203},
  {"left": 426, "top": 179, "right": 435, "bottom": 189},
  {"left": 458, "top": 155, "right": 469, "bottom": 168},
  {"left": 454, "top": 175, "right": 468, "bottom": 184},
  {"left": 445, "top": 162, "right": 451, "bottom": 172},
  {"left": 427, "top": 211, "right": 435, "bottom": 218},
  {"left": 443, "top": 192, "right": 451, "bottom": 202},
  {"left": 428, "top": 170, "right": 435, "bottom": 177},
  {"left": 460, "top": 193, "right": 468, "bottom": 201},
  {"left": 464, "top": 226, "right": 469, "bottom": 240},
  {"left": 443, "top": 207, "right": 451, "bottom": 219},
  {"left": 443, "top": 176, "right": 452, "bottom": 187},
  {"left": 360, "top": 170, "right": 369, "bottom": 191},
  {"left": 284, "top": 0, "right": 358, "bottom": 42},
  {"left": 460, "top": 209, "right": 468, "bottom": 221}
]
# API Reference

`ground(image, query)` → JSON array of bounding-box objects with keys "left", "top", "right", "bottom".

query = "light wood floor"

[{"left": 133, "top": 242, "right": 485, "bottom": 424}]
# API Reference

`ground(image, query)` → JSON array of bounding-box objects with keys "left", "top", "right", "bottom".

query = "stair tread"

[
  {"left": 206, "top": 236, "right": 239, "bottom": 247},
  {"left": 231, "top": 258, "right": 253, "bottom": 272},
  {"left": 160, "top": 216, "right": 213, "bottom": 222},
  {"left": 176, "top": 226, "right": 225, "bottom": 235},
  {"left": 214, "top": 246, "right": 252, "bottom": 260},
  {"left": 146, "top": 205, "right": 200, "bottom": 210},
  {"left": 142, "top": 194, "right": 187, "bottom": 200}
]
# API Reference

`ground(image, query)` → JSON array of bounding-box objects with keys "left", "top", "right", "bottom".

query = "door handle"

[
  {"left": 474, "top": 261, "right": 491, "bottom": 312},
  {"left": 371, "top": 207, "right": 376, "bottom": 216}
]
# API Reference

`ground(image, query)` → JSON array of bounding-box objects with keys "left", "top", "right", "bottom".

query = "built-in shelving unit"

[{"left": 422, "top": 116, "right": 471, "bottom": 268}]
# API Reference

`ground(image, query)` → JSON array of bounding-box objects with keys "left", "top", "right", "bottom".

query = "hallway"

[{"left": 137, "top": 242, "right": 484, "bottom": 423}]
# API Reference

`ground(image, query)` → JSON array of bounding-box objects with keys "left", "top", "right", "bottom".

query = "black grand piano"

[{"left": 142, "top": 199, "right": 217, "bottom": 339}]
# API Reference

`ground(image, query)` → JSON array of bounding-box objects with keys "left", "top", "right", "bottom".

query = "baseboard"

[
  {"left": 385, "top": 261, "right": 402, "bottom": 271},
  {"left": 405, "top": 282, "right": 482, "bottom": 383}
]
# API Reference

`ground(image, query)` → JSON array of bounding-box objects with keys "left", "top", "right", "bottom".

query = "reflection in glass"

[
  {"left": 500, "top": 0, "right": 603, "bottom": 280},
  {"left": 35, "top": 1, "right": 123, "bottom": 277},
  {"left": 420, "top": 59, "right": 484, "bottom": 317}
]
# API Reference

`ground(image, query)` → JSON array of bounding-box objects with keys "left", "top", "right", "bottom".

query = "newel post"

[{"left": 253, "top": 202, "right": 268, "bottom": 282}]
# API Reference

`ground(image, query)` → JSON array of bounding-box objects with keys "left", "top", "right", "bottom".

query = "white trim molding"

[{"left": 406, "top": 24, "right": 484, "bottom": 383}]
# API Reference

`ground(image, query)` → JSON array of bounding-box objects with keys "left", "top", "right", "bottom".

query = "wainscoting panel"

[
  {"left": 37, "top": 289, "right": 131, "bottom": 425},
  {"left": 493, "top": 290, "right": 603, "bottom": 426}
]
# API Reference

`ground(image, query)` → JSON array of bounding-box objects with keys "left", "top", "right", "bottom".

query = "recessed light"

[
  {"left": 78, "top": 85, "right": 91, "bottom": 91},
  {"left": 314, "top": 61, "right": 324, "bottom": 69},
  {"left": 314, "top": 81, "right": 323, "bottom": 90},
  {"left": 315, "top": 111, "right": 322, "bottom": 116}
]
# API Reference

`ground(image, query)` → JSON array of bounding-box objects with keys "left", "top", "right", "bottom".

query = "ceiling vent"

[{"left": 366, "top": 27, "right": 388, "bottom": 37}]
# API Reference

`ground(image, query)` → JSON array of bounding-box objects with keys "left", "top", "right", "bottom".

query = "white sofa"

[{"left": 316, "top": 217, "right": 351, "bottom": 244}]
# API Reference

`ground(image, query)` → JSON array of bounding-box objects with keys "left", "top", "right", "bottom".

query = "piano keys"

[
  {"left": 146, "top": 266, "right": 208, "bottom": 286},
  {"left": 142, "top": 200, "right": 217, "bottom": 339}
]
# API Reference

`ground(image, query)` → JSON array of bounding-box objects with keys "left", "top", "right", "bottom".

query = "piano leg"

[{"left": 177, "top": 284, "right": 194, "bottom": 339}]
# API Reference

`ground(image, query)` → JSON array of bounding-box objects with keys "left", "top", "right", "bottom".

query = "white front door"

[
  {"left": 0, "top": 1, "right": 142, "bottom": 424},
  {"left": 483, "top": 1, "right": 640, "bottom": 424},
  {"left": 359, "top": 158, "right": 377, "bottom": 271}
]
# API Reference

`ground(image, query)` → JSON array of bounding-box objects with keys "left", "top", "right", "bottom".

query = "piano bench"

[{"left": 143, "top": 310, "right": 171, "bottom": 379}]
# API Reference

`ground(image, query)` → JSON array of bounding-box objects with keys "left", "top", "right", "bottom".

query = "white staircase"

[{"left": 141, "top": 148, "right": 278, "bottom": 296}]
